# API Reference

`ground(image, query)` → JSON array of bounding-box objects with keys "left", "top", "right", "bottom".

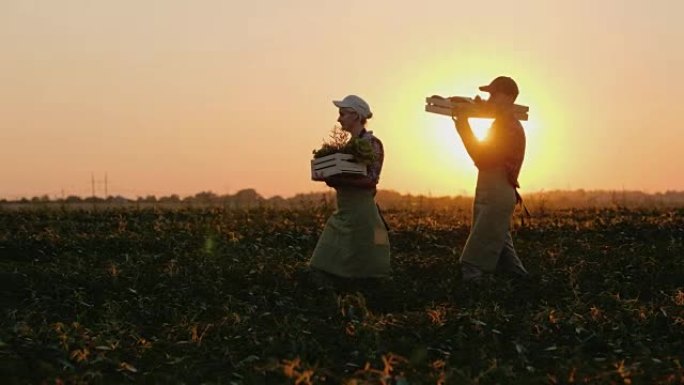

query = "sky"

[{"left": 2, "top": 0, "right": 683, "bottom": 199}]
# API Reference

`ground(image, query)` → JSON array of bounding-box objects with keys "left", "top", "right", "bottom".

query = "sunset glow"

[{"left": 1, "top": 0, "right": 683, "bottom": 199}]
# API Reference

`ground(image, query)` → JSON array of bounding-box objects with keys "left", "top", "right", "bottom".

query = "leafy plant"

[
  {"left": 312, "top": 126, "right": 377, "bottom": 165},
  {"left": 1, "top": 206, "right": 683, "bottom": 384}
]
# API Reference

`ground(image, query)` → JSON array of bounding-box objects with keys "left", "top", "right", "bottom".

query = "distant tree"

[
  {"left": 65, "top": 195, "right": 82, "bottom": 203},
  {"left": 29, "top": 195, "right": 50, "bottom": 203},
  {"left": 106, "top": 195, "right": 130, "bottom": 204},
  {"left": 136, "top": 195, "right": 157, "bottom": 203},
  {"left": 194, "top": 191, "right": 219, "bottom": 203},
  {"left": 267, "top": 195, "right": 286, "bottom": 208},
  {"left": 159, "top": 194, "right": 181, "bottom": 203},
  {"left": 233, "top": 189, "right": 263, "bottom": 208}
]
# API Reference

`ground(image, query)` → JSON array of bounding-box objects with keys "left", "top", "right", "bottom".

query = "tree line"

[{"left": 3, "top": 188, "right": 684, "bottom": 210}]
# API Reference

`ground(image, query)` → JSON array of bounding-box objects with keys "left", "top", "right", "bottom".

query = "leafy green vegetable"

[{"left": 312, "top": 126, "right": 377, "bottom": 164}]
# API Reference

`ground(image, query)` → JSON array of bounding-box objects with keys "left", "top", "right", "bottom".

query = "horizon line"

[{"left": 3, "top": 187, "right": 684, "bottom": 202}]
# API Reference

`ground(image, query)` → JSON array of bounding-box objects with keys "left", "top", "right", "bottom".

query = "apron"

[
  {"left": 309, "top": 187, "right": 391, "bottom": 278},
  {"left": 459, "top": 167, "right": 522, "bottom": 272}
]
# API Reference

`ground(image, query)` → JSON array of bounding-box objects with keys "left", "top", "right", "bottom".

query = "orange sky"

[{"left": 1, "top": 0, "right": 683, "bottom": 199}]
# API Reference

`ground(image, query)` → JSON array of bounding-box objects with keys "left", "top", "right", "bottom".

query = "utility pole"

[{"left": 104, "top": 172, "right": 108, "bottom": 198}]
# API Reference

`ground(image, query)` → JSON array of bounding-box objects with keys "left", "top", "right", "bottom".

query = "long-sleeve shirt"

[
  {"left": 361, "top": 130, "right": 385, "bottom": 185},
  {"left": 325, "top": 129, "right": 385, "bottom": 190},
  {"left": 456, "top": 116, "right": 525, "bottom": 188}
]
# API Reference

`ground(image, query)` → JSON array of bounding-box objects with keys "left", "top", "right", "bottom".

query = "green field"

[{"left": 1, "top": 207, "right": 683, "bottom": 384}]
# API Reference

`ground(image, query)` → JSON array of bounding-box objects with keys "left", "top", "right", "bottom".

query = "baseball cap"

[
  {"left": 333, "top": 95, "right": 373, "bottom": 119},
  {"left": 479, "top": 76, "right": 519, "bottom": 98}
]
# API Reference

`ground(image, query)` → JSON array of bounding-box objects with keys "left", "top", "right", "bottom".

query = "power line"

[{"left": 90, "top": 172, "right": 110, "bottom": 198}]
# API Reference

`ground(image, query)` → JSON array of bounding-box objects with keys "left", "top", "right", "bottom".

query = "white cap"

[{"left": 333, "top": 95, "right": 373, "bottom": 119}]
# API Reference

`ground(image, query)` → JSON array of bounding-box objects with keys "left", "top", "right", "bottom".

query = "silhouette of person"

[
  {"left": 452, "top": 76, "right": 529, "bottom": 282},
  {"left": 309, "top": 95, "right": 390, "bottom": 278}
]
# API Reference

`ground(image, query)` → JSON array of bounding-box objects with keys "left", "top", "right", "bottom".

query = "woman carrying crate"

[{"left": 309, "top": 95, "right": 391, "bottom": 278}]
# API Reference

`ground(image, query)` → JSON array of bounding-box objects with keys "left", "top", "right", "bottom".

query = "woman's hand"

[
  {"left": 324, "top": 175, "right": 346, "bottom": 188},
  {"left": 325, "top": 174, "right": 373, "bottom": 189}
]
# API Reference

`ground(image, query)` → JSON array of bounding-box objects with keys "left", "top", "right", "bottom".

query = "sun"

[
  {"left": 467, "top": 118, "right": 494, "bottom": 141},
  {"left": 431, "top": 116, "right": 495, "bottom": 144},
  {"left": 375, "top": 50, "right": 556, "bottom": 195}
]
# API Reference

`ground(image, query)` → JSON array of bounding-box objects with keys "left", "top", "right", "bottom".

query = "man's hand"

[{"left": 452, "top": 113, "right": 470, "bottom": 134}]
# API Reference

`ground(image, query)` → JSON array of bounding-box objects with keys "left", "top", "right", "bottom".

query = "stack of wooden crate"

[
  {"left": 311, "top": 153, "right": 367, "bottom": 181},
  {"left": 425, "top": 96, "right": 529, "bottom": 121}
]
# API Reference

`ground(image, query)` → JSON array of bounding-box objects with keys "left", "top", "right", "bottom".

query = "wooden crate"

[
  {"left": 425, "top": 96, "right": 529, "bottom": 121},
  {"left": 311, "top": 153, "right": 367, "bottom": 181}
]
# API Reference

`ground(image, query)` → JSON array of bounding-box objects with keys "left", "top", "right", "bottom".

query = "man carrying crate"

[{"left": 452, "top": 76, "right": 529, "bottom": 283}]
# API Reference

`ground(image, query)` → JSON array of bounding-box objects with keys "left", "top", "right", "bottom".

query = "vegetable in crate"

[{"left": 312, "top": 126, "right": 376, "bottom": 164}]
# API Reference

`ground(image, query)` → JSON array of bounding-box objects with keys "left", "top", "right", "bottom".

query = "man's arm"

[
  {"left": 453, "top": 116, "right": 506, "bottom": 167},
  {"left": 453, "top": 116, "right": 481, "bottom": 163}
]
